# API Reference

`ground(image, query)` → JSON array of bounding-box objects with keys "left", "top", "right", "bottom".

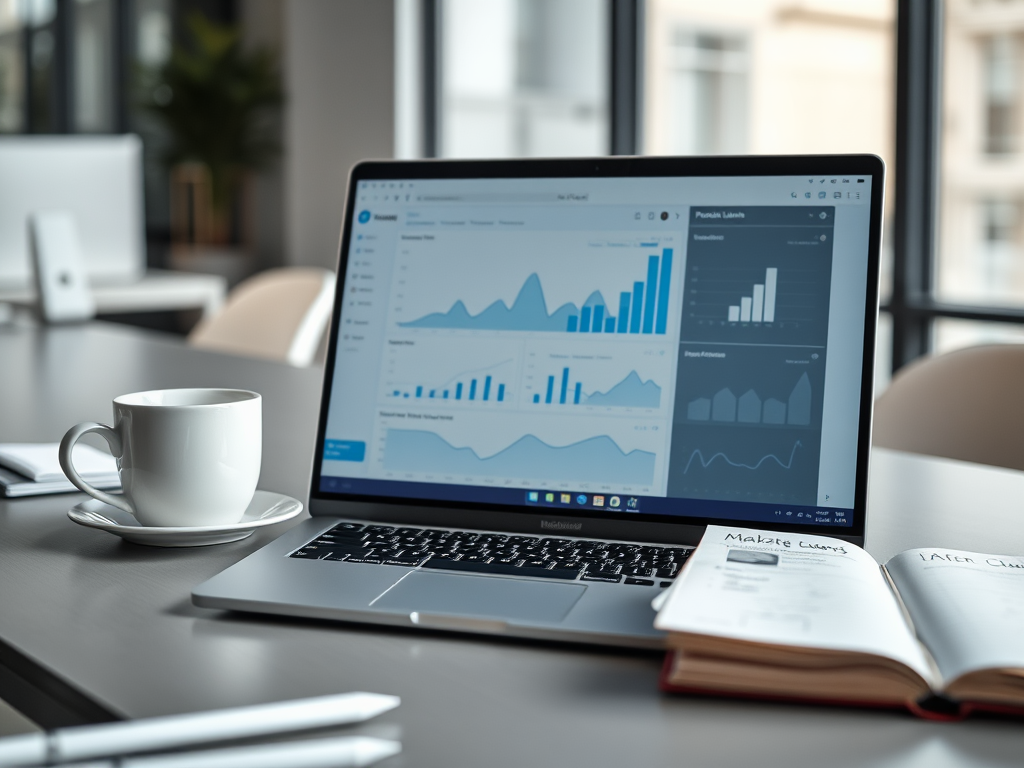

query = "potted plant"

[{"left": 139, "top": 12, "right": 283, "bottom": 281}]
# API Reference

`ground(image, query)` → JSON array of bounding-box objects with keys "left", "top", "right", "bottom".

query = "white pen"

[
  {"left": 68, "top": 736, "right": 401, "bottom": 768},
  {"left": 0, "top": 692, "right": 400, "bottom": 768}
]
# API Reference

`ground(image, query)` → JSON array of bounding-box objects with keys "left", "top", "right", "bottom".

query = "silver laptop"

[{"left": 193, "top": 155, "right": 883, "bottom": 648}]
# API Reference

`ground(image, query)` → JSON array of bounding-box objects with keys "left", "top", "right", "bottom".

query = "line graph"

[
  {"left": 383, "top": 429, "right": 656, "bottom": 486},
  {"left": 681, "top": 441, "right": 803, "bottom": 475}
]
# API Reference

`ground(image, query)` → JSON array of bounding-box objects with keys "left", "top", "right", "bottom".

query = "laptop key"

[
  {"left": 624, "top": 578, "right": 655, "bottom": 586},
  {"left": 581, "top": 573, "right": 621, "bottom": 583},
  {"left": 622, "top": 566, "right": 654, "bottom": 578},
  {"left": 384, "top": 557, "right": 425, "bottom": 566}
]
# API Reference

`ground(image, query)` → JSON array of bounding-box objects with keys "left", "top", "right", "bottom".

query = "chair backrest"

[
  {"left": 188, "top": 267, "right": 335, "bottom": 367},
  {"left": 873, "top": 344, "right": 1024, "bottom": 471}
]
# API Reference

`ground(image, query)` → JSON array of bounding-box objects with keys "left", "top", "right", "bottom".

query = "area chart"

[
  {"left": 686, "top": 372, "right": 812, "bottom": 426},
  {"left": 383, "top": 429, "right": 656, "bottom": 485},
  {"left": 398, "top": 248, "right": 673, "bottom": 335}
]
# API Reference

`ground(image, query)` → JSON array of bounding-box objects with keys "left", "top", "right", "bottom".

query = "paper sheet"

[
  {"left": 886, "top": 548, "right": 1024, "bottom": 683},
  {"left": 0, "top": 443, "right": 118, "bottom": 483},
  {"left": 655, "top": 525, "right": 935, "bottom": 682}
]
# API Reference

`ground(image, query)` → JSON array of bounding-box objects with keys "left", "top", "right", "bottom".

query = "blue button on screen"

[{"left": 324, "top": 440, "right": 366, "bottom": 462}]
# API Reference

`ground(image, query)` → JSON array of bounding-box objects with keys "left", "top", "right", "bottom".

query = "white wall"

[{"left": 284, "top": 0, "right": 396, "bottom": 269}]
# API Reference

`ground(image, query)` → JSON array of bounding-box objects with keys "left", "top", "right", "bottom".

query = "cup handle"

[{"left": 59, "top": 422, "right": 134, "bottom": 517}]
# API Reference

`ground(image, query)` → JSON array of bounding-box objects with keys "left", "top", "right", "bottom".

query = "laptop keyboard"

[{"left": 290, "top": 522, "right": 692, "bottom": 587}]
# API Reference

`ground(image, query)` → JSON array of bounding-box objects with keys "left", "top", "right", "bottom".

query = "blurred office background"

[{"left": 2, "top": 0, "right": 1022, "bottom": 384}]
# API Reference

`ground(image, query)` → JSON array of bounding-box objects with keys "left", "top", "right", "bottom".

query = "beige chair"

[
  {"left": 188, "top": 267, "right": 335, "bottom": 367},
  {"left": 873, "top": 344, "right": 1024, "bottom": 471}
]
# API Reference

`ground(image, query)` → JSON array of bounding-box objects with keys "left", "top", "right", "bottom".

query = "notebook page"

[
  {"left": 886, "top": 548, "right": 1024, "bottom": 684},
  {"left": 656, "top": 526, "right": 935, "bottom": 682},
  {"left": 0, "top": 443, "right": 118, "bottom": 483}
]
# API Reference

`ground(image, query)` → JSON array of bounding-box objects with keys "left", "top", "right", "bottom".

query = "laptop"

[{"left": 193, "top": 154, "right": 883, "bottom": 649}]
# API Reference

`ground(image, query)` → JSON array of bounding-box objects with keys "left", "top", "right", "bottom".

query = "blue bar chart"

[
  {"left": 398, "top": 248, "right": 674, "bottom": 336},
  {"left": 385, "top": 350, "right": 515, "bottom": 405},
  {"left": 390, "top": 373, "right": 507, "bottom": 403},
  {"left": 531, "top": 368, "right": 662, "bottom": 409},
  {"left": 563, "top": 249, "right": 673, "bottom": 335}
]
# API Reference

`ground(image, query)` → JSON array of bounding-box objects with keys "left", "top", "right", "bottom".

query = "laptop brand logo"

[{"left": 540, "top": 520, "right": 583, "bottom": 531}]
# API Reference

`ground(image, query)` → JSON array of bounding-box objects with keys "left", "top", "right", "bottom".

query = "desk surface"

[{"left": 2, "top": 321, "right": 1024, "bottom": 768}]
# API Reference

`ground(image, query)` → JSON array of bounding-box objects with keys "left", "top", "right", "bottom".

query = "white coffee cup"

[{"left": 59, "top": 388, "right": 262, "bottom": 527}]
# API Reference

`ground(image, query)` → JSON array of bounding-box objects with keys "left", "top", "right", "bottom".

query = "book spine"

[{"left": 657, "top": 652, "right": 934, "bottom": 718}]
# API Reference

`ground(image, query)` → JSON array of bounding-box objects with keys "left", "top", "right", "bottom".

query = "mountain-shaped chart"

[
  {"left": 585, "top": 371, "right": 662, "bottom": 408},
  {"left": 384, "top": 428, "right": 656, "bottom": 486}
]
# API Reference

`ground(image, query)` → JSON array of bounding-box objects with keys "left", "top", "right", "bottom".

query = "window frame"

[{"left": 422, "top": 0, "right": 1024, "bottom": 376}]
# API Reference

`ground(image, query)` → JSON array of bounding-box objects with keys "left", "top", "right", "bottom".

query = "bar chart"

[
  {"left": 388, "top": 376, "right": 508, "bottom": 403},
  {"left": 398, "top": 248, "right": 674, "bottom": 336},
  {"left": 381, "top": 342, "right": 518, "bottom": 407},
  {"left": 531, "top": 368, "right": 662, "bottom": 409},
  {"left": 727, "top": 268, "right": 778, "bottom": 323}
]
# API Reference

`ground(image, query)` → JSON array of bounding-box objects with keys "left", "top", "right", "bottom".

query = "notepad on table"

[
  {"left": 655, "top": 524, "right": 1024, "bottom": 721},
  {"left": 0, "top": 442, "right": 120, "bottom": 497}
]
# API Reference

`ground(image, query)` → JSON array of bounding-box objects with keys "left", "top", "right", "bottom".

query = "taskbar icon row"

[{"left": 525, "top": 490, "right": 640, "bottom": 512}]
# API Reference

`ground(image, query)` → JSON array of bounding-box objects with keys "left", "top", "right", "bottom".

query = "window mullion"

[{"left": 891, "top": 0, "right": 943, "bottom": 371}]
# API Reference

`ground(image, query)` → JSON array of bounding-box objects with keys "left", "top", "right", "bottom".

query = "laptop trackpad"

[{"left": 371, "top": 571, "right": 586, "bottom": 623}]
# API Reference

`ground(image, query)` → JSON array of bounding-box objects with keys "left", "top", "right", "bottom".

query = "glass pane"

[
  {"left": 28, "top": 0, "right": 57, "bottom": 132},
  {"left": 938, "top": 3, "right": 1024, "bottom": 308},
  {"left": 934, "top": 317, "right": 1024, "bottom": 354},
  {"left": 439, "top": 0, "right": 610, "bottom": 157},
  {"left": 642, "top": 0, "right": 896, "bottom": 300},
  {"left": 0, "top": 0, "right": 25, "bottom": 132},
  {"left": 73, "top": 0, "right": 115, "bottom": 132},
  {"left": 129, "top": 0, "right": 172, "bottom": 241}
]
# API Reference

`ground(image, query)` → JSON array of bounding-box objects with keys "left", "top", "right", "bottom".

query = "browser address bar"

[{"left": 413, "top": 192, "right": 588, "bottom": 203}]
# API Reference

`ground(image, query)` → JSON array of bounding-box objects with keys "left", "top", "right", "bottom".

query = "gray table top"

[{"left": 2, "top": 321, "right": 1024, "bottom": 768}]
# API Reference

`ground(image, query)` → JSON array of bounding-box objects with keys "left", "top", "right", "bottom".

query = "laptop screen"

[{"left": 314, "top": 161, "right": 879, "bottom": 537}]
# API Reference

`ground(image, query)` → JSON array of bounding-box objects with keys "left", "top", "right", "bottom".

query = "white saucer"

[{"left": 68, "top": 491, "right": 304, "bottom": 547}]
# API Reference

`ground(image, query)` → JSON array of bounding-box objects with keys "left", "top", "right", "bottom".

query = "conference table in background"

[{"left": 1, "top": 319, "right": 1023, "bottom": 768}]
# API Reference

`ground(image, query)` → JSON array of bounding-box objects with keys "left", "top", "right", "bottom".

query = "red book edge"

[{"left": 658, "top": 651, "right": 1024, "bottom": 722}]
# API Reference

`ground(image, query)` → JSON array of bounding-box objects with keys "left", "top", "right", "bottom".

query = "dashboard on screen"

[{"left": 316, "top": 172, "right": 875, "bottom": 531}]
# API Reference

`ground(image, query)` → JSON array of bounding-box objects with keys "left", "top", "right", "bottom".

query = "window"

[
  {"left": 930, "top": 1, "right": 1024, "bottom": 354},
  {"left": 437, "top": 0, "right": 610, "bottom": 158},
  {"left": 73, "top": 0, "right": 116, "bottom": 132},
  {"left": 659, "top": 29, "right": 748, "bottom": 155},
  {"left": 0, "top": 0, "right": 24, "bottom": 132},
  {"left": 983, "top": 33, "right": 1017, "bottom": 156}
]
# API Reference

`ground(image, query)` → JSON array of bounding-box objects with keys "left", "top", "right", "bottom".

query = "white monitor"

[{"left": 0, "top": 135, "right": 145, "bottom": 289}]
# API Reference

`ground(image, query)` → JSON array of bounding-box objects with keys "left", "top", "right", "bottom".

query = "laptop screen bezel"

[{"left": 308, "top": 155, "right": 883, "bottom": 547}]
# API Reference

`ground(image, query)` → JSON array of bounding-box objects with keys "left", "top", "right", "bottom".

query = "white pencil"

[
  {"left": 66, "top": 736, "right": 401, "bottom": 768},
  {"left": 0, "top": 692, "right": 400, "bottom": 768}
]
